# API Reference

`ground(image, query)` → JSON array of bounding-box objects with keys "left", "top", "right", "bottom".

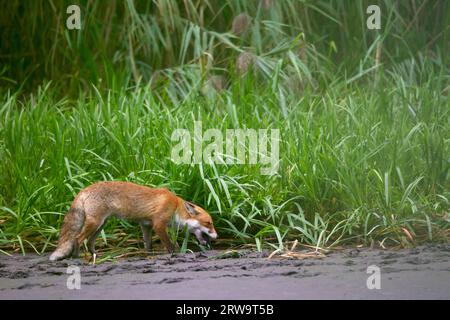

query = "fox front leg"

[{"left": 153, "top": 223, "right": 174, "bottom": 254}]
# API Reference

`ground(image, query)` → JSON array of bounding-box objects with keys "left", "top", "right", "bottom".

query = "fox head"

[{"left": 176, "top": 201, "right": 218, "bottom": 245}]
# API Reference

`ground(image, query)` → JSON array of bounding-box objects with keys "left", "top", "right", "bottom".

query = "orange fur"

[{"left": 49, "top": 181, "right": 217, "bottom": 261}]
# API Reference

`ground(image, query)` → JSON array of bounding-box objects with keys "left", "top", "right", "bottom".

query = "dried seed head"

[
  {"left": 232, "top": 13, "right": 252, "bottom": 35},
  {"left": 208, "top": 75, "right": 227, "bottom": 92},
  {"left": 262, "top": 0, "right": 274, "bottom": 10},
  {"left": 201, "top": 75, "right": 227, "bottom": 97},
  {"left": 298, "top": 45, "right": 307, "bottom": 61},
  {"left": 284, "top": 72, "right": 317, "bottom": 94},
  {"left": 236, "top": 51, "right": 256, "bottom": 75}
]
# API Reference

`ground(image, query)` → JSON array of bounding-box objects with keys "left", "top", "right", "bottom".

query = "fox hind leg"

[
  {"left": 76, "top": 217, "right": 102, "bottom": 262},
  {"left": 140, "top": 222, "right": 153, "bottom": 252},
  {"left": 87, "top": 219, "right": 108, "bottom": 256},
  {"left": 72, "top": 242, "right": 80, "bottom": 258}
]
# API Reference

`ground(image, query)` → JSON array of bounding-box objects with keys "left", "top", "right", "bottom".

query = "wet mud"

[{"left": 0, "top": 244, "right": 449, "bottom": 299}]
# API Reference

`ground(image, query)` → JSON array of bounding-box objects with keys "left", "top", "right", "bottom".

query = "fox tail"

[{"left": 49, "top": 207, "right": 85, "bottom": 261}]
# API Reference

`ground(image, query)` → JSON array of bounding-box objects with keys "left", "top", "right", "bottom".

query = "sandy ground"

[{"left": 0, "top": 244, "right": 449, "bottom": 300}]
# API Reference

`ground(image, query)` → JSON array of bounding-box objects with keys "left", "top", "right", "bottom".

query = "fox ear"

[{"left": 184, "top": 202, "right": 198, "bottom": 216}]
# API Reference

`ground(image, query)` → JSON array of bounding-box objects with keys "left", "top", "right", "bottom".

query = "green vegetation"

[{"left": 0, "top": 0, "right": 448, "bottom": 256}]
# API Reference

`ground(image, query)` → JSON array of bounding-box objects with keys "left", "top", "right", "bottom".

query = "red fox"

[{"left": 49, "top": 181, "right": 217, "bottom": 261}]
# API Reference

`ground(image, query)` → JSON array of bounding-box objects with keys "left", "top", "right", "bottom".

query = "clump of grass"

[{"left": 0, "top": 50, "right": 448, "bottom": 255}]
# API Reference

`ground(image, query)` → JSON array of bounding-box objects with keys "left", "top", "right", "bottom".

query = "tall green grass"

[
  {"left": 0, "top": 1, "right": 449, "bottom": 254},
  {"left": 1, "top": 54, "right": 448, "bottom": 254}
]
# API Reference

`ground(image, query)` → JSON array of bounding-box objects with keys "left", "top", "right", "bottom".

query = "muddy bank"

[{"left": 0, "top": 244, "right": 449, "bottom": 299}]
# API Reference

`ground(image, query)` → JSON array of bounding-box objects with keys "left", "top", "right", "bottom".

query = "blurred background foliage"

[{"left": 0, "top": 0, "right": 448, "bottom": 94}]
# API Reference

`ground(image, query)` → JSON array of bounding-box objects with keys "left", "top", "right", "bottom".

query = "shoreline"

[{"left": 0, "top": 244, "right": 449, "bottom": 299}]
